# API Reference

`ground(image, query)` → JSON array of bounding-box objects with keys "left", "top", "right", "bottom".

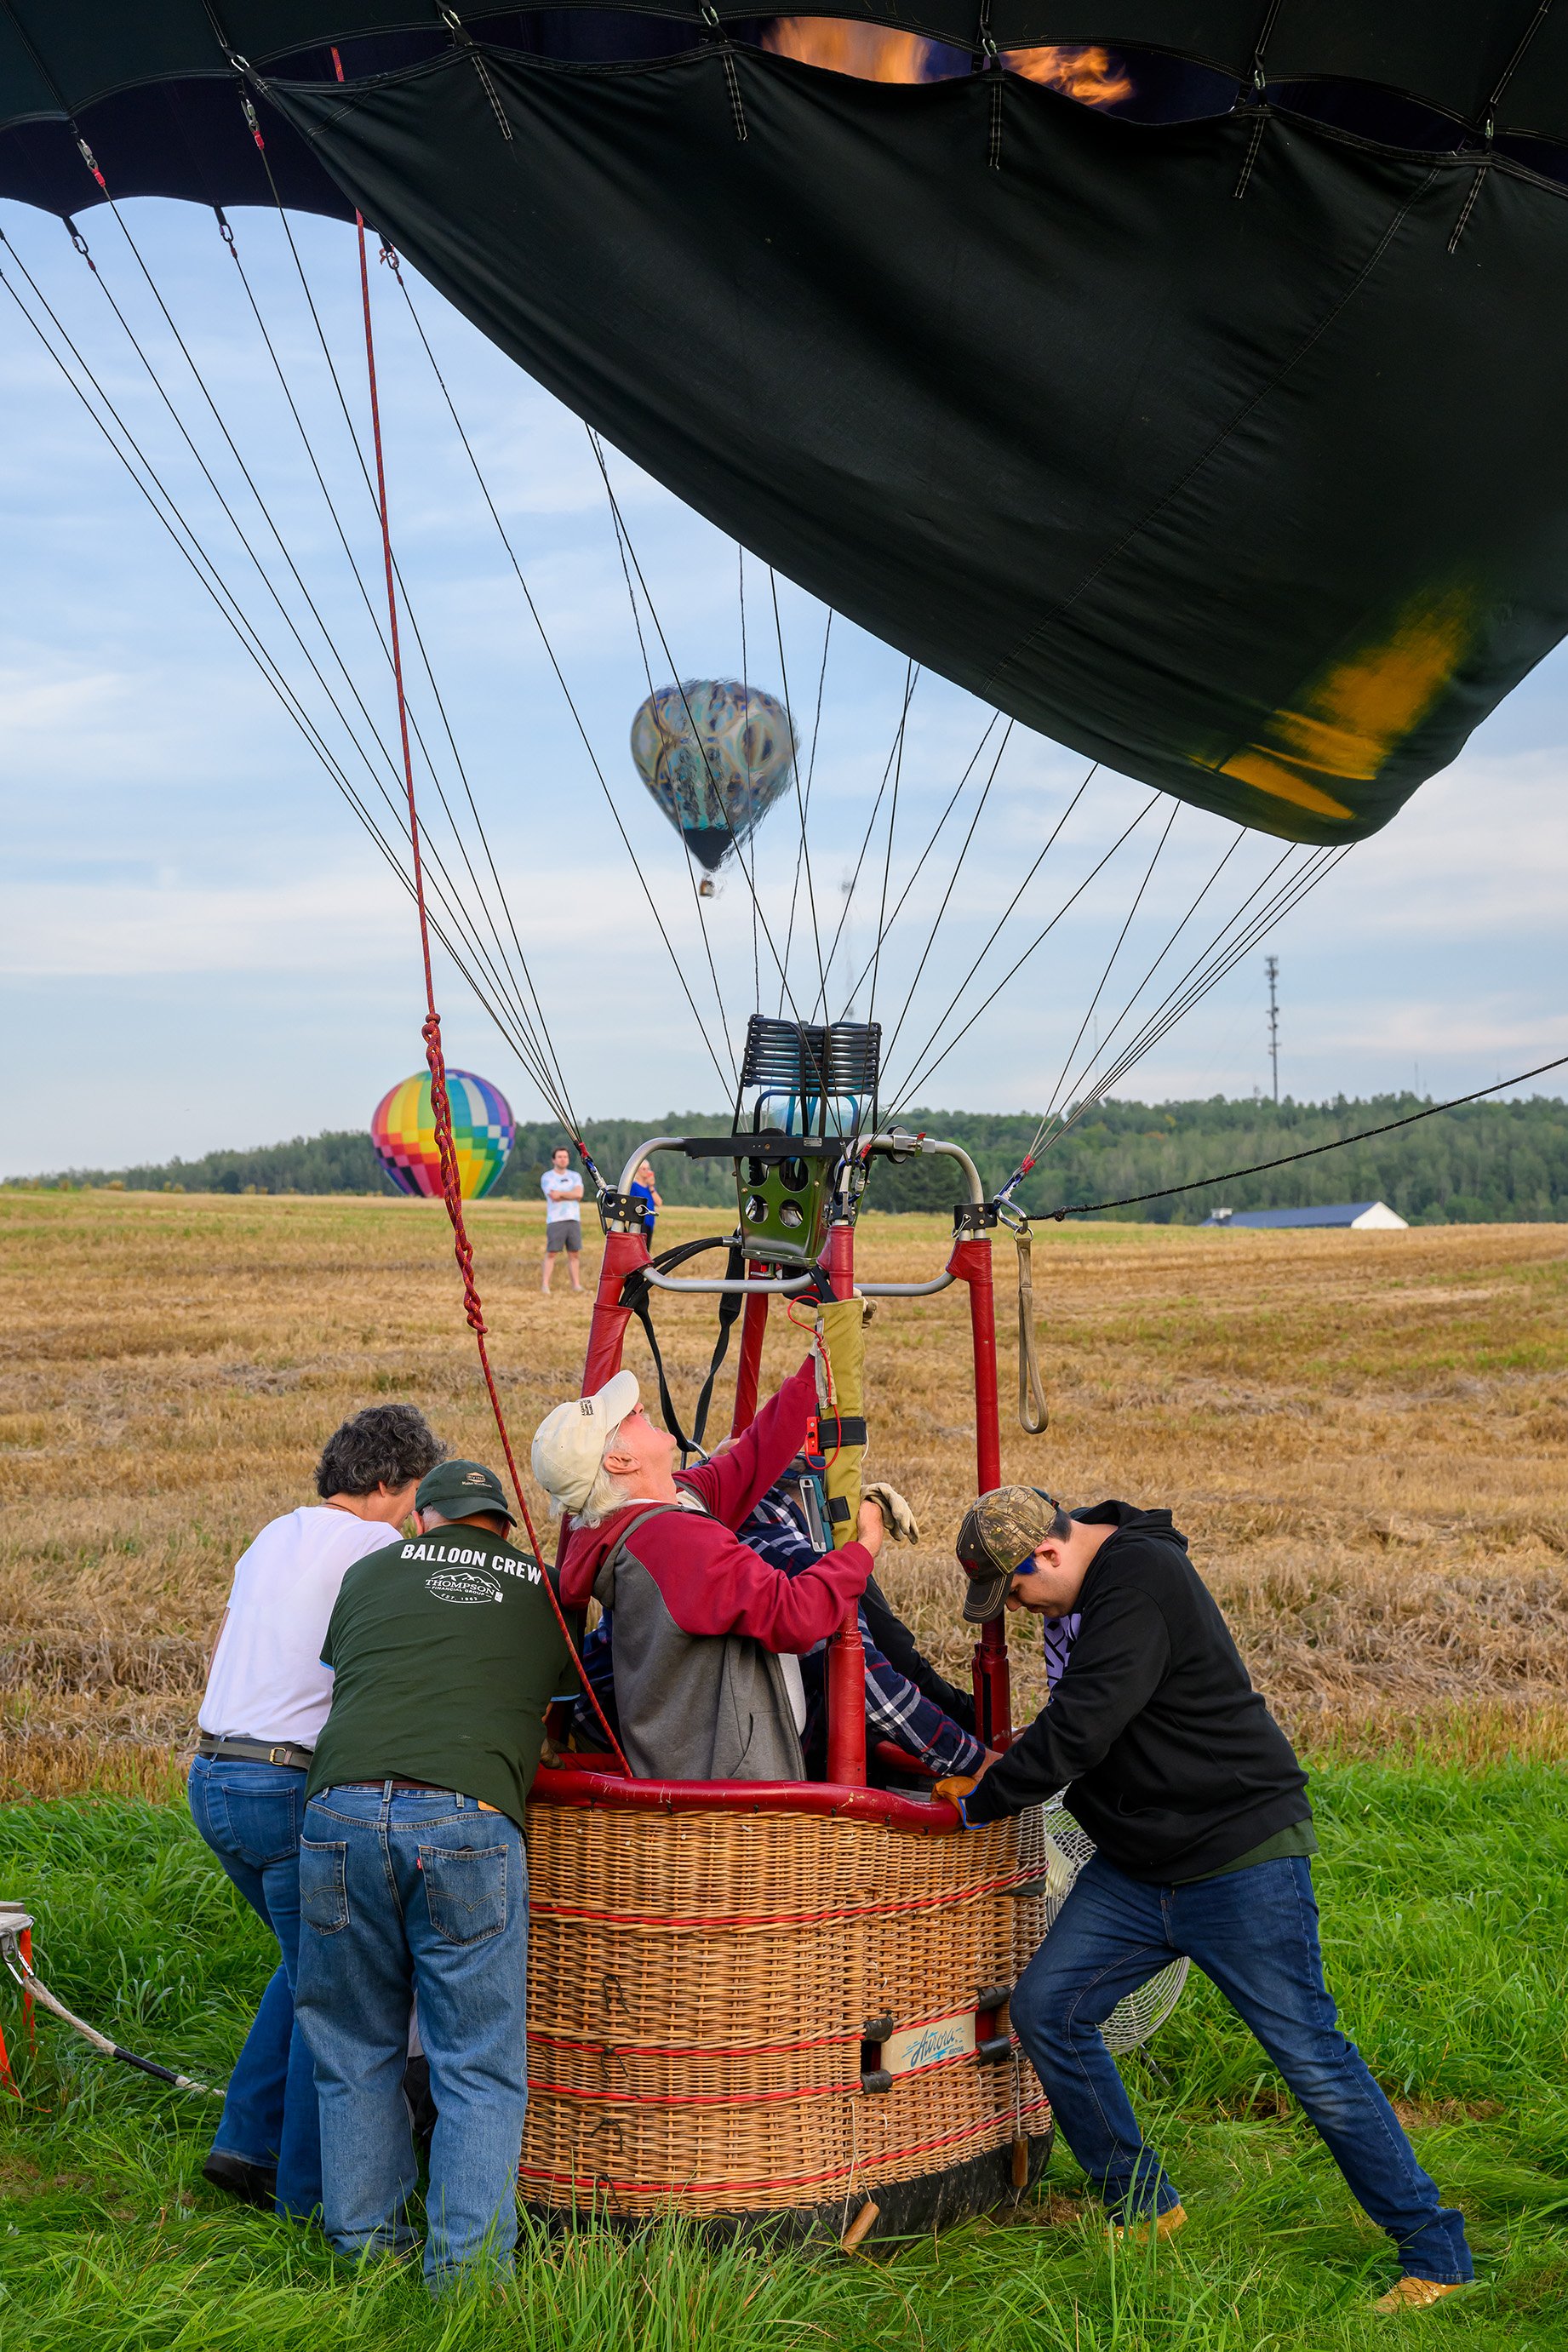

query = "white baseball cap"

[{"left": 531, "top": 1370, "right": 641, "bottom": 1513}]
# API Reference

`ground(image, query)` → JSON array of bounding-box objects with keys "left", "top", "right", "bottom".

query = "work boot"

[
  {"left": 1373, "top": 2277, "right": 1467, "bottom": 2315},
  {"left": 1110, "top": 2202, "right": 1186, "bottom": 2243},
  {"left": 201, "top": 2151, "right": 278, "bottom": 2210}
]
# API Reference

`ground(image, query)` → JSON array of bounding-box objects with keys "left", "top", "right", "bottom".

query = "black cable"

[{"left": 1046, "top": 1052, "right": 1568, "bottom": 1218}]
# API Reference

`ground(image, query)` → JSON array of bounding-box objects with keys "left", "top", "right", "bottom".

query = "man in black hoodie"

[{"left": 935, "top": 1488, "right": 1471, "bottom": 2315}]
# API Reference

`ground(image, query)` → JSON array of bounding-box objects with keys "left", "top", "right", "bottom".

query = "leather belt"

[
  {"left": 197, "top": 1734, "right": 313, "bottom": 1771},
  {"left": 332, "top": 1777, "right": 502, "bottom": 1813}
]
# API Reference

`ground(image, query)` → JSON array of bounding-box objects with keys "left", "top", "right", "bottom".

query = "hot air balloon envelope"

[
  {"left": 371, "top": 1069, "right": 515, "bottom": 1200},
  {"left": 630, "top": 679, "right": 796, "bottom": 872}
]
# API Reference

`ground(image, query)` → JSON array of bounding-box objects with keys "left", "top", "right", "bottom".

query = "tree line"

[{"left": 17, "top": 1093, "right": 1568, "bottom": 1224}]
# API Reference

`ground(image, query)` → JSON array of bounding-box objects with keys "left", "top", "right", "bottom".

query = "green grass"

[{"left": 0, "top": 1767, "right": 1565, "bottom": 2349}]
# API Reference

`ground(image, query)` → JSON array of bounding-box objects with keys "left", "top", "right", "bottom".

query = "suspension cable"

[
  {"left": 884, "top": 787, "right": 1157, "bottom": 1121},
  {"left": 835, "top": 710, "right": 1002, "bottom": 1031},
  {"left": 0, "top": 234, "right": 564, "bottom": 1109},
  {"left": 778, "top": 606, "right": 833, "bottom": 1016},
  {"left": 343, "top": 164, "right": 629, "bottom": 1770},
  {"left": 768, "top": 565, "right": 827, "bottom": 1016},
  {"left": 808, "top": 661, "right": 920, "bottom": 1023},
  {"left": 585, "top": 428, "right": 816, "bottom": 1031}
]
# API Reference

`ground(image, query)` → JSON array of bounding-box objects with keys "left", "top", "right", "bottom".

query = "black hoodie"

[{"left": 963, "top": 1502, "right": 1309, "bottom": 1881}]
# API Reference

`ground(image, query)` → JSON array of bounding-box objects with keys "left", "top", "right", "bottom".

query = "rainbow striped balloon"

[{"left": 371, "top": 1068, "right": 515, "bottom": 1200}]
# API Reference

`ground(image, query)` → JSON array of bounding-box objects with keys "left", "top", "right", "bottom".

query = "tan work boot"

[
  {"left": 1110, "top": 2202, "right": 1187, "bottom": 2244},
  {"left": 1372, "top": 2277, "right": 1467, "bottom": 2315}
]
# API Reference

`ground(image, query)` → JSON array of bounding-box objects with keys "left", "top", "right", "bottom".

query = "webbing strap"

[
  {"left": 1014, "top": 1220, "right": 1049, "bottom": 1436},
  {"left": 620, "top": 1238, "right": 747, "bottom": 1460}
]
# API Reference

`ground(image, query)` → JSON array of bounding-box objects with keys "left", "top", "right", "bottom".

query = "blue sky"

[{"left": 3, "top": 196, "right": 1564, "bottom": 1176}]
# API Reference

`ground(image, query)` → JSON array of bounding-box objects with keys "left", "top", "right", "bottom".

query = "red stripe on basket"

[
  {"left": 529, "top": 2029, "right": 857, "bottom": 2059},
  {"left": 526, "top": 2044, "right": 1016, "bottom": 2107},
  {"left": 529, "top": 1868, "right": 1039, "bottom": 1933},
  {"left": 517, "top": 2094, "right": 1052, "bottom": 2199}
]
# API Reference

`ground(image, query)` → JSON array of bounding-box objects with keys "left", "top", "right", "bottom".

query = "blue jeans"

[
  {"left": 186, "top": 1755, "right": 321, "bottom": 2219},
  {"left": 294, "top": 1783, "right": 528, "bottom": 2291},
  {"left": 1011, "top": 1852, "right": 1473, "bottom": 2285}
]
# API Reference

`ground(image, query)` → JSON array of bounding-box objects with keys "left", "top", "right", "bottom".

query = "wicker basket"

[{"left": 521, "top": 1771, "right": 1051, "bottom": 2237}]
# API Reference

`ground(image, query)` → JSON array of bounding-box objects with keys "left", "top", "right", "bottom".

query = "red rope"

[{"left": 338, "top": 49, "right": 627, "bottom": 1774}]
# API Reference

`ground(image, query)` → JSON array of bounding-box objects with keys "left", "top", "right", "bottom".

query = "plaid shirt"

[{"left": 740, "top": 1493, "right": 986, "bottom": 1777}]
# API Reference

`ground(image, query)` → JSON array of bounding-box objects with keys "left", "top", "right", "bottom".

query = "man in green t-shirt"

[{"left": 293, "top": 1458, "right": 574, "bottom": 2292}]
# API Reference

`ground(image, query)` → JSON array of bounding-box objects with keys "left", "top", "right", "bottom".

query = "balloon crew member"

[
  {"left": 293, "top": 1461, "right": 576, "bottom": 2292},
  {"left": 935, "top": 1488, "right": 1473, "bottom": 2315},
  {"left": 190, "top": 1405, "right": 444, "bottom": 2220},
  {"left": 541, "top": 1359, "right": 878, "bottom": 1781}
]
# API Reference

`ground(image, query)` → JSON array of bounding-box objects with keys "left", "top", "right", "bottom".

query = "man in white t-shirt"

[
  {"left": 189, "top": 1403, "right": 444, "bottom": 2219},
  {"left": 540, "top": 1144, "right": 585, "bottom": 1295}
]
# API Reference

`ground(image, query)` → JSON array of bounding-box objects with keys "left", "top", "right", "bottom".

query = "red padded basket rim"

[{"left": 531, "top": 1763, "right": 963, "bottom": 1834}]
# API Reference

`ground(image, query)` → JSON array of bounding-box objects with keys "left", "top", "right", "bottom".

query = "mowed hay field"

[{"left": 1, "top": 1187, "right": 1565, "bottom": 1789}]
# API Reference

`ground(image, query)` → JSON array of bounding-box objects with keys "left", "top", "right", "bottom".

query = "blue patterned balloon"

[{"left": 630, "top": 678, "right": 796, "bottom": 873}]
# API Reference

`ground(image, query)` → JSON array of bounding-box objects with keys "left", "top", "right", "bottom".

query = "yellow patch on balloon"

[{"left": 1217, "top": 588, "right": 1474, "bottom": 822}]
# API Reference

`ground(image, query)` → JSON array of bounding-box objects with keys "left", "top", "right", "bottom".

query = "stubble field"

[
  {"left": 1, "top": 1188, "right": 1565, "bottom": 1790},
  {"left": 1, "top": 1192, "right": 1566, "bottom": 2351}
]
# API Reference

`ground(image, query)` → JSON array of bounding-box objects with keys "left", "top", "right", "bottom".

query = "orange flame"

[
  {"left": 1002, "top": 43, "right": 1134, "bottom": 106},
  {"left": 763, "top": 17, "right": 935, "bottom": 82}
]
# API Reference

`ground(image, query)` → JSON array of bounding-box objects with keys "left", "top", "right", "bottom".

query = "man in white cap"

[{"left": 535, "top": 1357, "right": 882, "bottom": 1780}]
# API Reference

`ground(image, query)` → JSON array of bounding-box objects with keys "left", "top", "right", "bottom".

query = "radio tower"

[{"left": 1266, "top": 955, "right": 1280, "bottom": 1104}]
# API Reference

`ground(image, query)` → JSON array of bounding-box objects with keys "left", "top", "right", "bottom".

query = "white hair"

[{"left": 561, "top": 1415, "right": 637, "bottom": 1528}]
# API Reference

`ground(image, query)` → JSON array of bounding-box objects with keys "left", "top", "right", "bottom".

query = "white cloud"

[{"left": 3, "top": 870, "right": 410, "bottom": 977}]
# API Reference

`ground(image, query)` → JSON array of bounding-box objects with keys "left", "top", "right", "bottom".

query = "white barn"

[{"left": 1203, "top": 1201, "right": 1409, "bottom": 1230}]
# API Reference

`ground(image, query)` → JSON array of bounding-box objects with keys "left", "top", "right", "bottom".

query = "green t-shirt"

[
  {"left": 1172, "top": 1818, "right": 1319, "bottom": 1884},
  {"left": 307, "top": 1522, "right": 576, "bottom": 1827}
]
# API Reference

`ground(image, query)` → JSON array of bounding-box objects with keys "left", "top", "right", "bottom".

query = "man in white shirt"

[
  {"left": 189, "top": 1403, "right": 444, "bottom": 2219},
  {"left": 540, "top": 1144, "right": 585, "bottom": 1296}
]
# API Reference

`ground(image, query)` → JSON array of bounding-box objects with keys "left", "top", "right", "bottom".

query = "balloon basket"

[{"left": 519, "top": 1769, "right": 1053, "bottom": 2240}]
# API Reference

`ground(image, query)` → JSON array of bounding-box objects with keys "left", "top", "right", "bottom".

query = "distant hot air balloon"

[
  {"left": 371, "top": 1070, "right": 515, "bottom": 1200},
  {"left": 631, "top": 680, "right": 795, "bottom": 887}
]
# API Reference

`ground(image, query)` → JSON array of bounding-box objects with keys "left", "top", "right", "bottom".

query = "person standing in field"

[
  {"left": 189, "top": 1404, "right": 444, "bottom": 2219},
  {"left": 627, "top": 1158, "right": 662, "bottom": 1241},
  {"left": 936, "top": 1486, "right": 1474, "bottom": 2317},
  {"left": 293, "top": 1458, "right": 575, "bottom": 2292},
  {"left": 539, "top": 1144, "right": 584, "bottom": 1294}
]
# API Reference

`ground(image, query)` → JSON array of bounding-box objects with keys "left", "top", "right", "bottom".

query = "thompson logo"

[{"left": 426, "top": 1568, "right": 505, "bottom": 1606}]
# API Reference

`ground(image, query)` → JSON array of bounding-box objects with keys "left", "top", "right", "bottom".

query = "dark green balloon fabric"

[{"left": 272, "top": 48, "right": 1568, "bottom": 842}]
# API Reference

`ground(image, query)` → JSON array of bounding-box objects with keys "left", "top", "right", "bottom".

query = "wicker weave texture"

[{"left": 522, "top": 1798, "right": 1049, "bottom": 2218}]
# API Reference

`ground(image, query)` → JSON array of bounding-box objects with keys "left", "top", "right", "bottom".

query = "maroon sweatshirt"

[{"left": 558, "top": 1358, "right": 870, "bottom": 1650}]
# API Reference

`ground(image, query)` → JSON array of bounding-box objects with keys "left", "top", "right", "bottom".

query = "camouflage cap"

[{"left": 956, "top": 1485, "right": 1064, "bottom": 1622}]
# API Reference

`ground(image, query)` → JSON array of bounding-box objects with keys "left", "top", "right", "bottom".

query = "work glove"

[
  {"left": 933, "top": 1769, "right": 982, "bottom": 1823},
  {"left": 861, "top": 1479, "right": 919, "bottom": 1543}
]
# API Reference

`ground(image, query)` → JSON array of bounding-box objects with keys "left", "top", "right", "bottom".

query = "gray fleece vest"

[{"left": 593, "top": 1507, "right": 806, "bottom": 1783}]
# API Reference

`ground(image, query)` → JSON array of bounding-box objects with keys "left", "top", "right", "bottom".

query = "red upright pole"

[
  {"left": 822, "top": 1220, "right": 867, "bottom": 1787},
  {"left": 730, "top": 1274, "right": 770, "bottom": 1436},
  {"left": 580, "top": 1228, "right": 652, "bottom": 1397},
  {"left": 949, "top": 1230, "right": 1013, "bottom": 1749}
]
